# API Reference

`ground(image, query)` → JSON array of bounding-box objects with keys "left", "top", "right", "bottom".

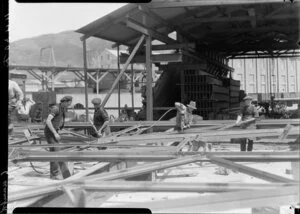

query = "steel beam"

[{"left": 208, "top": 155, "right": 296, "bottom": 183}]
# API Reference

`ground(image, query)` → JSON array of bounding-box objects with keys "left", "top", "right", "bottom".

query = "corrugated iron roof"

[{"left": 76, "top": 0, "right": 299, "bottom": 57}]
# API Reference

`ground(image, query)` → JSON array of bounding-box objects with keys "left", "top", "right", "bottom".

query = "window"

[
  {"left": 261, "top": 85, "right": 266, "bottom": 93},
  {"left": 249, "top": 84, "right": 255, "bottom": 93},
  {"left": 271, "top": 75, "right": 276, "bottom": 83},
  {"left": 237, "top": 74, "right": 243, "bottom": 82},
  {"left": 290, "top": 76, "right": 295, "bottom": 84},
  {"left": 281, "top": 85, "right": 287, "bottom": 92},
  {"left": 261, "top": 75, "right": 265, "bottom": 83},
  {"left": 249, "top": 74, "right": 255, "bottom": 83},
  {"left": 107, "top": 54, "right": 110, "bottom": 61},
  {"left": 290, "top": 84, "right": 296, "bottom": 92},
  {"left": 281, "top": 75, "right": 286, "bottom": 83},
  {"left": 271, "top": 84, "right": 276, "bottom": 93}
]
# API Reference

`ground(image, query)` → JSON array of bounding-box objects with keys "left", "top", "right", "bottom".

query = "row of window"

[{"left": 235, "top": 73, "right": 298, "bottom": 93}]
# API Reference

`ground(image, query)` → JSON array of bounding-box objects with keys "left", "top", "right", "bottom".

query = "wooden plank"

[
  {"left": 278, "top": 124, "right": 293, "bottom": 140},
  {"left": 9, "top": 154, "right": 205, "bottom": 202},
  {"left": 73, "top": 181, "right": 297, "bottom": 192},
  {"left": 135, "top": 186, "right": 299, "bottom": 213},
  {"left": 9, "top": 136, "right": 41, "bottom": 145},
  {"left": 13, "top": 151, "right": 300, "bottom": 163},
  {"left": 208, "top": 155, "right": 296, "bottom": 183}
]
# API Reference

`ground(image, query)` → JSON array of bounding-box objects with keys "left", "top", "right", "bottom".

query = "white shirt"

[{"left": 9, "top": 80, "right": 24, "bottom": 104}]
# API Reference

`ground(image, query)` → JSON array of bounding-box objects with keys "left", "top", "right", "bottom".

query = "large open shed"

[{"left": 76, "top": 0, "right": 300, "bottom": 121}]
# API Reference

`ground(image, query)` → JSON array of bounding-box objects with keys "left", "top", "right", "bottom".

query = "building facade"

[{"left": 229, "top": 58, "right": 300, "bottom": 94}]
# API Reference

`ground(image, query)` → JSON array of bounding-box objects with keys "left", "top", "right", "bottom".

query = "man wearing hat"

[
  {"left": 91, "top": 98, "right": 111, "bottom": 137},
  {"left": 44, "top": 96, "right": 73, "bottom": 180},
  {"left": 175, "top": 101, "right": 197, "bottom": 132},
  {"left": 235, "top": 95, "right": 259, "bottom": 151}
]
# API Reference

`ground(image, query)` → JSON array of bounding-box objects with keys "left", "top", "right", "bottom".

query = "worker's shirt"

[
  {"left": 45, "top": 104, "right": 66, "bottom": 131},
  {"left": 175, "top": 103, "right": 193, "bottom": 127},
  {"left": 93, "top": 107, "right": 109, "bottom": 129},
  {"left": 238, "top": 104, "right": 259, "bottom": 121},
  {"left": 9, "top": 80, "right": 24, "bottom": 105}
]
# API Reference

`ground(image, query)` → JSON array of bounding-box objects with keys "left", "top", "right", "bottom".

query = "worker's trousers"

[{"left": 44, "top": 127, "right": 71, "bottom": 179}]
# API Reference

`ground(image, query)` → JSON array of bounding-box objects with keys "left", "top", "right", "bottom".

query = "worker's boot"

[
  {"left": 247, "top": 140, "right": 253, "bottom": 152},
  {"left": 240, "top": 139, "right": 247, "bottom": 151}
]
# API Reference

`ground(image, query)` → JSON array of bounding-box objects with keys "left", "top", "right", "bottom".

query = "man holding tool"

[
  {"left": 90, "top": 98, "right": 111, "bottom": 138},
  {"left": 174, "top": 101, "right": 197, "bottom": 132},
  {"left": 44, "top": 96, "right": 73, "bottom": 180},
  {"left": 235, "top": 95, "right": 259, "bottom": 151}
]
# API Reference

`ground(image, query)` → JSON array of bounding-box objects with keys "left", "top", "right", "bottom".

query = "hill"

[{"left": 9, "top": 30, "right": 117, "bottom": 67}]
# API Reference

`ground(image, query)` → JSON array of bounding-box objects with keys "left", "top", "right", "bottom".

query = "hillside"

[{"left": 9, "top": 31, "right": 117, "bottom": 67}]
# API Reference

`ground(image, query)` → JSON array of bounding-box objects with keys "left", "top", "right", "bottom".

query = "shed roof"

[{"left": 76, "top": 0, "right": 299, "bottom": 58}]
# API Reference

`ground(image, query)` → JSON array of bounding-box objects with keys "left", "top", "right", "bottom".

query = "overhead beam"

[
  {"left": 126, "top": 17, "right": 177, "bottom": 44},
  {"left": 182, "top": 14, "right": 298, "bottom": 24},
  {"left": 147, "top": 0, "right": 292, "bottom": 8},
  {"left": 120, "top": 53, "right": 183, "bottom": 64},
  {"left": 189, "top": 25, "right": 298, "bottom": 36},
  {"left": 151, "top": 43, "right": 195, "bottom": 50},
  {"left": 80, "top": 4, "right": 138, "bottom": 40}
]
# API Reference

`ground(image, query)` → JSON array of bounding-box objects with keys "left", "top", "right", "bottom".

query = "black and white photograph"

[{"left": 6, "top": 0, "right": 300, "bottom": 213}]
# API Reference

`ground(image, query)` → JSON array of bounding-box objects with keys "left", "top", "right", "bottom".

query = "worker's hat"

[
  {"left": 92, "top": 98, "right": 102, "bottom": 105},
  {"left": 187, "top": 101, "right": 197, "bottom": 110},
  {"left": 243, "top": 95, "right": 253, "bottom": 101},
  {"left": 60, "top": 96, "right": 73, "bottom": 102}
]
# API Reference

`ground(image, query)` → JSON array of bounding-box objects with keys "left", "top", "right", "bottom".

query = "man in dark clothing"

[
  {"left": 90, "top": 98, "right": 111, "bottom": 137},
  {"left": 235, "top": 95, "right": 259, "bottom": 151},
  {"left": 44, "top": 96, "right": 72, "bottom": 180}
]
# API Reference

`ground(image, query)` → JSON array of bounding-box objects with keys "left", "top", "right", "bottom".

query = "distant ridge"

[{"left": 9, "top": 30, "right": 118, "bottom": 67}]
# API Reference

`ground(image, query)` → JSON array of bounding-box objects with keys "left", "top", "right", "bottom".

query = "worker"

[
  {"left": 91, "top": 98, "right": 111, "bottom": 137},
  {"left": 235, "top": 95, "right": 259, "bottom": 151},
  {"left": 44, "top": 96, "right": 73, "bottom": 180},
  {"left": 8, "top": 79, "right": 24, "bottom": 135},
  {"left": 174, "top": 101, "right": 197, "bottom": 132}
]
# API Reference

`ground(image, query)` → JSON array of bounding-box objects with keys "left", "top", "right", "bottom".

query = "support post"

[
  {"left": 286, "top": 58, "right": 289, "bottom": 93},
  {"left": 96, "top": 70, "right": 99, "bottom": 95},
  {"left": 117, "top": 45, "right": 121, "bottom": 117},
  {"left": 51, "top": 69, "right": 55, "bottom": 92},
  {"left": 295, "top": 59, "right": 299, "bottom": 93},
  {"left": 131, "top": 64, "right": 134, "bottom": 108},
  {"left": 101, "top": 35, "right": 145, "bottom": 107},
  {"left": 82, "top": 39, "right": 89, "bottom": 122},
  {"left": 146, "top": 35, "right": 153, "bottom": 123}
]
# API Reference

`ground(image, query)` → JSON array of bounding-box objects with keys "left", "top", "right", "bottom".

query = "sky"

[{"left": 8, "top": 0, "right": 126, "bottom": 42}]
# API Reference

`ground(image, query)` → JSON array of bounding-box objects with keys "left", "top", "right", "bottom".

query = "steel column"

[
  {"left": 117, "top": 45, "right": 121, "bottom": 117},
  {"left": 82, "top": 39, "right": 89, "bottom": 122}
]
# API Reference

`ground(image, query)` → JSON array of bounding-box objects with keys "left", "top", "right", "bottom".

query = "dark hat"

[
  {"left": 60, "top": 96, "right": 73, "bottom": 102},
  {"left": 187, "top": 101, "right": 197, "bottom": 110},
  {"left": 243, "top": 95, "right": 253, "bottom": 101},
  {"left": 92, "top": 98, "right": 102, "bottom": 105}
]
